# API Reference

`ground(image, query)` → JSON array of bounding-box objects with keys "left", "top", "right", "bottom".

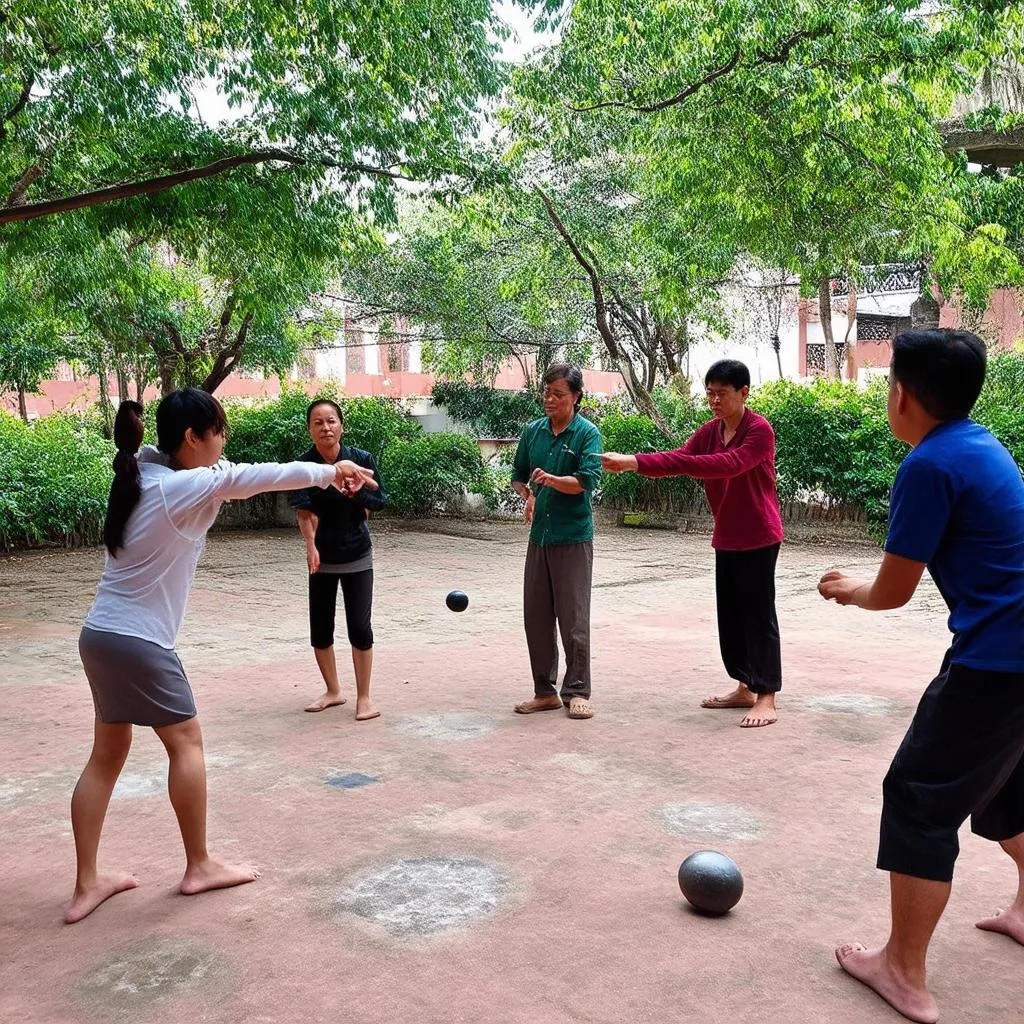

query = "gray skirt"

[{"left": 79, "top": 627, "right": 197, "bottom": 727}]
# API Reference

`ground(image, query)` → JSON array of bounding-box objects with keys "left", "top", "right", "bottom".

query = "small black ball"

[
  {"left": 678, "top": 850, "right": 743, "bottom": 915},
  {"left": 446, "top": 590, "right": 470, "bottom": 613}
]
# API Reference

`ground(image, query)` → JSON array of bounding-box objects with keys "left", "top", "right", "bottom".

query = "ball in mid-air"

[{"left": 446, "top": 590, "right": 470, "bottom": 613}]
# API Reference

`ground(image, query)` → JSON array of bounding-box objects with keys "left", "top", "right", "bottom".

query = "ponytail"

[{"left": 103, "top": 401, "right": 145, "bottom": 557}]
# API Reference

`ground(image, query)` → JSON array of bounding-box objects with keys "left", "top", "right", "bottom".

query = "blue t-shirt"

[{"left": 885, "top": 419, "right": 1024, "bottom": 672}]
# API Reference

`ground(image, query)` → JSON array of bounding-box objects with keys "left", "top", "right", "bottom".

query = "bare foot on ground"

[
  {"left": 304, "top": 692, "right": 347, "bottom": 712},
  {"left": 701, "top": 686, "right": 756, "bottom": 710},
  {"left": 65, "top": 871, "right": 139, "bottom": 924},
  {"left": 976, "top": 906, "right": 1024, "bottom": 945},
  {"left": 355, "top": 699, "right": 381, "bottom": 721},
  {"left": 740, "top": 695, "right": 778, "bottom": 728},
  {"left": 514, "top": 695, "right": 563, "bottom": 714},
  {"left": 835, "top": 943, "right": 938, "bottom": 1024},
  {"left": 180, "top": 856, "right": 260, "bottom": 896}
]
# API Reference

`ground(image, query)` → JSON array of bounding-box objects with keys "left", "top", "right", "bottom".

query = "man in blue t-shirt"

[{"left": 819, "top": 329, "right": 1024, "bottom": 1024}]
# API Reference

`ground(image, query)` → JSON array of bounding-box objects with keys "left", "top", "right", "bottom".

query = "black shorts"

[{"left": 878, "top": 653, "right": 1024, "bottom": 882}]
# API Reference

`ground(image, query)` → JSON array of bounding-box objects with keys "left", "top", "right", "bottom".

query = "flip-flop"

[{"left": 701, "top": 696, "right": 756, "bottom": 709}]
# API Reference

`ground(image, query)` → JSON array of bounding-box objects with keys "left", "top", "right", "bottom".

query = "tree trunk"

[
  {"left": 818, "top": 275, "right": 840, "bottom": 378},
  {"left": 115, "top": 361, "right": 129, "bottom": 405},
  {"left": 17, "top": 385, "right": 28, "bottom": 423},
  {"left": 97, "top": 361, "right": 113, "bottom": 438},
  {"left": 537, "top": 188, "right": 670, "bottom": 434}
]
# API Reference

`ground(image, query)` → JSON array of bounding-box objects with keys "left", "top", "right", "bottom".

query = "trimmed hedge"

[{"left": 3, "top": 355, "right": 1022, "bottom": 549}]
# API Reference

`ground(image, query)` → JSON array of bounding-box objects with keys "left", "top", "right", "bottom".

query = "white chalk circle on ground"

[
  {"left": 391, "top": 712, "right": 499, "bottom": 742},
  {"left": 111, "top": 771, "right": 166, "bottom": 800},
  {"left": 801, "top": 693, "right": 899, "bottom": 716},
  {"left": 336, "top": 856, "right": 509, "bottom": 936},
  {"left": 659, "top": 801, "right": 763, "bottom": 842},
  {"left": 78, "top": 938, "right": 231, "bottom": 1010}
]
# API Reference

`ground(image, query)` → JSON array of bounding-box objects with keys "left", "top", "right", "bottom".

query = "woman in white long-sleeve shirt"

[{"left": 67, "top": 388, "right": 377, "bottom": 924}]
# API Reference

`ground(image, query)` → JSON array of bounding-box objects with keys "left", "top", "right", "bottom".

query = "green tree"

[{"left": 1, "top": 1, "right": 506, "bottom": 225}]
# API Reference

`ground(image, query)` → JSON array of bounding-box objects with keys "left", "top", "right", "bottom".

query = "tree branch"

[
  {"left": 0, "top": 149, "right": 417, "bottom": 225},
  {"left": 0, "top": 74, "right": 34, "bottom": 140},
  {"left": 572, "top": 24, "right": 834, "bottom": 114},
  {"left": 6, "top": 162, "right": 45, "bottom": 206}
]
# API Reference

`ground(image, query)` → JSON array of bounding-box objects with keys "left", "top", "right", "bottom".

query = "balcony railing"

[{"left": 831, "top": 264, "right": 922, "bottom": 297}]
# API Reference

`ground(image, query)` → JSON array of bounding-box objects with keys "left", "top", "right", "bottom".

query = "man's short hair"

[
  {"left": 891, "top": 329, "right": 986, "bottom": 421},
  {"left": 705, "top": 360, "right": 750, "bottom": 391}
]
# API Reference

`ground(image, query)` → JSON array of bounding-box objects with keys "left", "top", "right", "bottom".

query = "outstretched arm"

[{"left": 635, "top": 426, "right": 771, "bottom": 480}]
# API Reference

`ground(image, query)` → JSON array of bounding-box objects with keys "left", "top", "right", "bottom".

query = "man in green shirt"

[{"left": 511, "top": 363, "right": 603, "bottom": 720}]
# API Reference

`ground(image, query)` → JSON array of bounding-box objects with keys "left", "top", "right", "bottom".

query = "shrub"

[
  {"left": 0, "top": 412, "right": 113, "bottom": 549},
  {"left": 431, "top": 380, "right": 541, "bottom": 437},
  {"left": 382, "top": 432, "right": 495, "bottom": 515},
  {"left": 597, "top": 410, "right": 706, "bottom": 512},
  {"left": 223, "top": 386, "right": 419, "bottom": 465}
]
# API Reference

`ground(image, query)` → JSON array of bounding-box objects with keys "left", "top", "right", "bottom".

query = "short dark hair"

[
  {"left": 705, "top": 360, "right": 750, "bottom": 390},
  {"left": 891, "top": 329, "right": 986, "bottom": 421},
  {"left": 542, "top": 363, "right": 584, "bottom": 409},
  {"left": 307, "top": 399, "right": 344, "bottom": 425},
  {"left": 157, "top": 387, "right": 227, "bottom": 455}
]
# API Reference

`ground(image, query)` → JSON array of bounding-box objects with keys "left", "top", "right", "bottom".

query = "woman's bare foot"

[
  {"left": 740, "top": 694, "right": 778, "bottom": 728},
  {"left": 65, "top": 871, "right": 139, "bottom": 924},
  {"left": 701, "top": 686, "right": 756, "bottom": 710},
  {"left": 180, "top": 856, "right": 260, "bottom": 896},
  {"left": 835, "top": 943, "right": 938, "bottom": 1024},
  {"left": 513, "top": 695, "right": 563, "bottom": 714},
  {"left": 355, "top": 699, "right": 380, "bottom": 721},
  {"left": 976, "top": 906, "right": 1024, "bottom": 945},
  {"left": 304, "top": 691, "right": 347, "bottom": 713}
]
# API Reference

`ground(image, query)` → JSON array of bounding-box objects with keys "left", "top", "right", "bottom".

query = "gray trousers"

[{"left": 523, "top": 540, "right": 593, "bottom": 701}]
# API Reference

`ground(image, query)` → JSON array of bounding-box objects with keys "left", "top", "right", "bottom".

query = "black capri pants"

[
  {"left": 878, "top": 653, "right": 1024, "bottom": 882},
  {"left": 309, "top": 569, "right": 374, "bottom": 650},
  {"left": 715, "top": 543, "right": 782, "bottom": 694}
]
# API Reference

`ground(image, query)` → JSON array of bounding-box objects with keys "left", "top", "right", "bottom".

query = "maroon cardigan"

[{"left": 635, "top": 408, "right": 784, "bottom": 551}]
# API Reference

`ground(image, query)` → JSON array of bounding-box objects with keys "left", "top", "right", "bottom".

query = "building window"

[
  {"left": 805, "top": 343, "right": 847, "bottom": 374},
  {"left": 856, "top": 314, "right": 911, "bottom": 342}
]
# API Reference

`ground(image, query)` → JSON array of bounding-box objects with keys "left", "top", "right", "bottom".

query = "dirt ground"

[{"left": 0, "top": 521, "right": 1019, "bottom": 1024}]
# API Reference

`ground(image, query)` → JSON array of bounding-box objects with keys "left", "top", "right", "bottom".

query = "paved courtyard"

[{"left": 0, "top": 521, "right": 1019, "bottom": 1024}]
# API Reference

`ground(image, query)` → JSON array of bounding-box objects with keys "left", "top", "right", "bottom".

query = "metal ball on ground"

[
  {"left": 446, "top": 590, "right": 469, "bottom": 612},
  {"left": 678, "top": 850, "right": 744, "bottom": 915}
]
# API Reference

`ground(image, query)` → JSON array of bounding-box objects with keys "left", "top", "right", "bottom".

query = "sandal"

[{"left": 567, "top": 697, "right": 594, "bottom": 720}]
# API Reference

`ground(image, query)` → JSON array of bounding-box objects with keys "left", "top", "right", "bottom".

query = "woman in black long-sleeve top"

[{"left": 289, "top": 400, "right": 387, "bottom": 719}]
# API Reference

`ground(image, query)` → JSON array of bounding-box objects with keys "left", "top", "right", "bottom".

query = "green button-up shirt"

[{"left": 512, "top": 413, "right": 603, "bottom": 546}]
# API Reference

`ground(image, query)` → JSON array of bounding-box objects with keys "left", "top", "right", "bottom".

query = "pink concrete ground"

[{"left": 0, "top": 522, "right": 1019, "bottom": 1024}]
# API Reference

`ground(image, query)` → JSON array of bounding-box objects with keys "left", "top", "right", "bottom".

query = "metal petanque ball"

[
  {"left": 446, "top": 590, "right": 470, "bottom": 613},
  {"left": 678, "top": 850, "right": 744, "bottom": 915}
]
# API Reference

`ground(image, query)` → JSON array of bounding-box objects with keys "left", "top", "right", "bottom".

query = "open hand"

[
  {"left": 306, "top": 544, "right": 320, "bottom": 575},
  {"left": 334, "top": 460, "right": 378, "bottom": 494},
  {"left": 601, "top": 452, "right": 638, "bottom": 474},
  {"left": 818, "top": 571, "right": 867, "bottom": 606}
]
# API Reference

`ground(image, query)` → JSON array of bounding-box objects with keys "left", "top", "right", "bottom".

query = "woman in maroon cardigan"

[{"left": 602, "top": 360, "right": 784, "bottom": 728}]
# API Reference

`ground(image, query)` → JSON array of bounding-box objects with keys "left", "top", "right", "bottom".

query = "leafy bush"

[
  {"left": 382, "top": 432, "right": 496, "bottom": 515},
  {"left": 0, "top": 413, "right": 113, "bottom": 549},
  {"left": 597, "top": 410, "right": 706, "bottom": 512},
  {"left": 223, "top": 385, "right": 419, "bottom": 465},
  {"left": 749, "top": 377, "right": 907, "bottom": 523},
  {"left": 431, "top": 380, "right": 542, "bottom": 437},
  {"left": 974, "top": 353, "right": 1024, "bottom": 466}
]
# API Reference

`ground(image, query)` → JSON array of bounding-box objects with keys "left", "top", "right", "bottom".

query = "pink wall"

[{"left": 4, "top": 365, "right": 626, "bottom": 420}]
